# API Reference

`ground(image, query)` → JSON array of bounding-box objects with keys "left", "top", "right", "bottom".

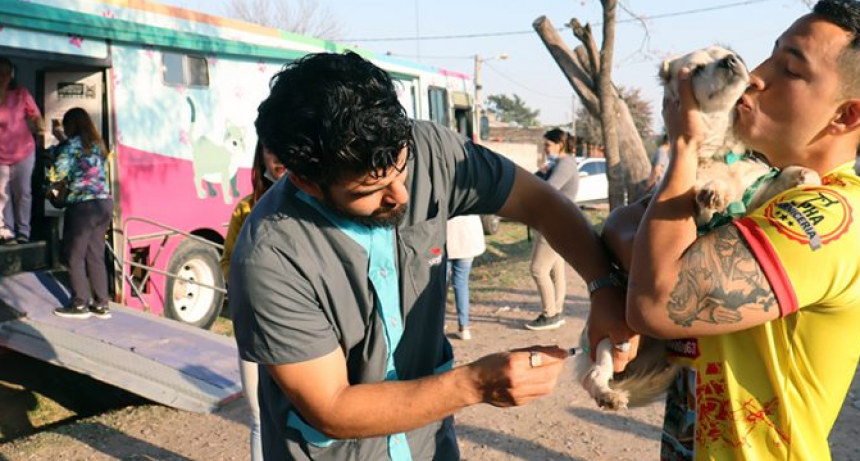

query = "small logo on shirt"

[
  {"left": 764, "top": 187, "right": 852, "bottom": 250},
  {"left": 428, "top": 247, "right": 443, "bottom": 266}
]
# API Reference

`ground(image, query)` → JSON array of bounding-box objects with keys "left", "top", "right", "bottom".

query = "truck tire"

[
  {"left": 481, "top": 215, "right": 500, "bottom": 235},
  {"left": 164, "top": 239, "right": 224, "bottom": 329}
]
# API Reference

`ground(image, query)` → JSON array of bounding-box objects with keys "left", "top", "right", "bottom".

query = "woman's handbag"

[{"left": 46, "top": 179, "right": 69, "bottom": 209}]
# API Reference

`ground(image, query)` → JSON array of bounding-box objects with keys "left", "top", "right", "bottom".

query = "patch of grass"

[
  {"left": 211, "top": 316, "right": 234, "bottom": 337},
  {"left": 471, "top": 222, "right": 533, "bottom": 295},
  {"left": 582, "top": 206, "right": 609, "bottom": 234}
]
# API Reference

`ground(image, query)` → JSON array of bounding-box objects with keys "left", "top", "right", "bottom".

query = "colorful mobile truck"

[{"left": 0, "top": 0, "right": 475, "bottom": 328}]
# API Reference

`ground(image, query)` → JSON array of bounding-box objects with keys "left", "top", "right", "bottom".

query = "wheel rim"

[{"left": 171, "top": 258, "right": 216, "bottom": 323}]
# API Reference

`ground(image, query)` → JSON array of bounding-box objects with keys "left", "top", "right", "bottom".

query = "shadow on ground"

[
  {"left": 567, "top": 407, "right": 662, "bottom": 442},
  {"left": 0, "top": 351, "right": 146, "bottom": 443},
  {"left": 457, "top": 424, "right": 588, "bottom": 461}
]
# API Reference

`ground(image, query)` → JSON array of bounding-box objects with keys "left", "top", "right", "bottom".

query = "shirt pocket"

[{"left": 398, "top": 216, "right": 446, "bottom": 315}]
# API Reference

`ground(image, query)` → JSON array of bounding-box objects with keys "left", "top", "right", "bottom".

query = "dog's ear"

[{"left": 659, "top": 58, "right": 676, "bottom": 86}]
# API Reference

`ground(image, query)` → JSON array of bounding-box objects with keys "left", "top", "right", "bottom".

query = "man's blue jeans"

[{"left": 448, "top": 258, "right": 474, "bottom": 329}]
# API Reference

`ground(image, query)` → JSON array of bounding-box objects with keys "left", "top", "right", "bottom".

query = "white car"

[{"left": 576, "top": 158, "right": 608, "bottom": 204}]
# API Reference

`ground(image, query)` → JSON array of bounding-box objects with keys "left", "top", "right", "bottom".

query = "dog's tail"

[
  {"left": 186, "top": 96, "right": 196, "bottom": 140},
  {"left": 610, "top": 361, "right": 683, "bottom": 408}
]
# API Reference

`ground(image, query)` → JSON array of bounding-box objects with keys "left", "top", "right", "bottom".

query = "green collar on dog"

[{"left": 697, "top": 153, "right": 779, "bottom": 235}]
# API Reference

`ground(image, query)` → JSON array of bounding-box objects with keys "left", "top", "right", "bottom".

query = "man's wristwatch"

[{"left": 587, "top": 271, "right": 626, "bottom": 295}]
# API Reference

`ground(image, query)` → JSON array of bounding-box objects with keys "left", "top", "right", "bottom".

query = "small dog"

[
  {"left": 660, "top": 46, "right": 821, "bottom": 226},
  {"left": 574, "top": 46, "right": 820, "bottom": 410}
]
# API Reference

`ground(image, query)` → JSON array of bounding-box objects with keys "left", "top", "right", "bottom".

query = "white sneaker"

[{"left": 458, "top": 328, "right": 472, "bottom": 341}]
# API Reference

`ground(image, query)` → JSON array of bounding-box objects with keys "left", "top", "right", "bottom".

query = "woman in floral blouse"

[{"left": 51, "top": 107, "right": 113, "bottom": 320}]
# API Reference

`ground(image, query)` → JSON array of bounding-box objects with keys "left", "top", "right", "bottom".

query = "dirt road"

[{"left": 1, "top": 223, "right": 858, "bottom": 460}]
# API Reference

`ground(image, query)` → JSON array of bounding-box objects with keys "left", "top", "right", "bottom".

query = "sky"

[{"left": 160, "top": 0, "right": 813, "bottom": 130}]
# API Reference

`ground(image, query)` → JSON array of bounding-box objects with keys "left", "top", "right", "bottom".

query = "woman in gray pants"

[
  {"left": 51, "top": 108, "right": 113, "bottom": 320},
  {"left": 525, "top": 128, "right": 579, "bottom": 331}
]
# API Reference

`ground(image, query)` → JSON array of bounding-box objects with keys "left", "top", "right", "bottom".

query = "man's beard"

[
  {"left": 321, "top": 190, "right": 409, "bottom": 228},
  {"left": 351, "top": 205, "right": 408, "bottom": 228}
]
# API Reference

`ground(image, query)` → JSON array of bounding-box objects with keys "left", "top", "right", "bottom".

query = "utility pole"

[
  {"left": 474, "top": 54, "right": 483, "bottom": 142},
  {"left": 473, "top": 53, "right": 508, "bottom": 142},
  {"left": 571, "top": 94, "right": 578, "bottom": 155}
]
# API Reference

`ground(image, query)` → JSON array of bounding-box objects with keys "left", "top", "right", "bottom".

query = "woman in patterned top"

[{"left": 51, "top": 107, "right": 114, "bottom": 320}]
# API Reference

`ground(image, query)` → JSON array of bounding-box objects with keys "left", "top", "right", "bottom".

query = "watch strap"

[{"left": 587, "top": 271, "right": 625, "bottom": 294}]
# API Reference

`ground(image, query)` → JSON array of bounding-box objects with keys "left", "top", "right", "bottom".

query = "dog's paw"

[
  {"left": 696, "top": 183, "right": 730, "bottom": 212},
  {"left": 780, "top": 166, "right": 821, "bottom": 188},
  {"left": 695, "top": 182, "right": 732, "bottom": 226},
  {"left": 596, "top": 390, "right": 629, "bottom": 411}
]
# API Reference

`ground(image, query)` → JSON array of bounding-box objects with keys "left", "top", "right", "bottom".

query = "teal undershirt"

[{"left": 293, "top": 191, "right": 412, "bottom": 460}]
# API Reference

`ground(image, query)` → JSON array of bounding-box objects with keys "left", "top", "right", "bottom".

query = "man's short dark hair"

[
  {"left": 814, "top": 0, "right": 860, "bottom": 97},
  {"left": 256, "top": 51, "right": 413, "bottom": 186}
]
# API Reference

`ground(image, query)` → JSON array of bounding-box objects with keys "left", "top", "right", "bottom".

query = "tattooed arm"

[
  {"left": 629, "top": 222, "right": 779, "bottom": 339},
  {"left": 627, "top": 67, "right": 779, "bottom": 339}
]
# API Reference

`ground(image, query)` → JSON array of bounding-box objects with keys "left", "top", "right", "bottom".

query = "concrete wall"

[{"left": 481, "top": 141, "right": 541, "bottom": 172}]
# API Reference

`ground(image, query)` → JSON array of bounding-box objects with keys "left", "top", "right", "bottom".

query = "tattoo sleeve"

[{"left": 667, "top": 224, "right": 777, "bottom": 327}]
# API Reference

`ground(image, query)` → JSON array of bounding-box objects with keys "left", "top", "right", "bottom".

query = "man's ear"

[
  {"left": 831, "top": 100, "right": 860, "bottom": 133},
  {"left": 289, "top": 172, "right": 324, "bottom": 200}
]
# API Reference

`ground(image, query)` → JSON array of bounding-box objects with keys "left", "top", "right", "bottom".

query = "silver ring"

[
  {"left": 529, "top": 351, "right": 542, "bottom": 368},
  {"left": 613, "top": 341, "right": 631, "bottom": 353}
]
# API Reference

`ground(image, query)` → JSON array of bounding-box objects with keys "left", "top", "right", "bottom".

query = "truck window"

[{"left": 162, "top": 52, "right": 209, "bottom": 87}]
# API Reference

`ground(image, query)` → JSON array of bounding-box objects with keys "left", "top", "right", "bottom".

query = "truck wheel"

[
  {"left": 481, "top": 215, "right": 500, "bottom": 235},
  {"left": 164, "top": 239, "right": 224, "bottom": 329}
]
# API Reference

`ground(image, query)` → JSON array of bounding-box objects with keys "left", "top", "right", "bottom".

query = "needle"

[{"left": 568, "top": 346, "right": 590, "bottom": 357}]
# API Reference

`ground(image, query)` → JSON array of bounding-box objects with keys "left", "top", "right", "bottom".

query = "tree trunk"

[
  {"left": 615, "top": 98, "right": 651, "bottom": 200},
  {"left": 533, "top": 15, "right": 651, "bottom": 206},
  {"left": 596, "top": 0, "right": 624, "bottom": 209}
]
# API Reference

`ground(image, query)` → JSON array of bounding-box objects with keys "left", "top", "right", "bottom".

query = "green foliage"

[
  {"left": 486, "top": 94, "right": 541, "bottom": 127},
  {"left": 575, "top": 86, "right": 654, "bottom": 144}
]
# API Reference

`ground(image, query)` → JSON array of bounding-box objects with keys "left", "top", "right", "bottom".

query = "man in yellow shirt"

[{"left": 592, "top": 1, "right": 860, "bottom": 459}]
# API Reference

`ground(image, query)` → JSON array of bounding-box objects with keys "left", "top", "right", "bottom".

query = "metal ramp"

[{"left": 0, "top": 270, "right": 242, "bottom": 413}]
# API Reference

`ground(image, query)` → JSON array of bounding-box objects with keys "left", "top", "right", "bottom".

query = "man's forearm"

[
  {"left": 281, "top": 366, "right": 478, "bottom": 439},
  {"left": 268, "top": 347, "right": 565, "bottom": 440}
]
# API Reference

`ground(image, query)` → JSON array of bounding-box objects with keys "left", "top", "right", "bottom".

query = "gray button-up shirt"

[{"left": 230, "top": 121, "right": 516, "bottom": 460}]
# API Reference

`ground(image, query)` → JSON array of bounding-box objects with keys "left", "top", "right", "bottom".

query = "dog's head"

[{"left": 659, "top": 46, "right": 749, "bottom": 115}]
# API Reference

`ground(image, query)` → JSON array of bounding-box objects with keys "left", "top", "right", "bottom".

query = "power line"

[
  {"left": 384, "top": 53, "right": 474, "bottom": 60},
  {"left": 344, "top": 0, "right": 776, "bottom": 42},
  {"left": 483, "top": 62, "right": 570, "bottom": 100}
]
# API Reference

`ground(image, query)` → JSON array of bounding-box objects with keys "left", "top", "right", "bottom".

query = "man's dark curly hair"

[
  {"left": 814, "top": 0, "right": 860, "bottom": 97},
  {"left": 255, "top": 51, "right": 413, "bottom": 186}
]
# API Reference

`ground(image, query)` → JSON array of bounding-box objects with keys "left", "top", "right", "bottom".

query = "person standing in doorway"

[
  {"left": 525, "top": 128, "right": 579, "bottom": 331},
  {"left": 445, "top": 215, "right": 486, "bottom": 341},
  {"left": 0, "top": 56, "right": 43, "bottom": 245},
  {"left": 51, "top": 107, "right": 113, "bottom": 319}
]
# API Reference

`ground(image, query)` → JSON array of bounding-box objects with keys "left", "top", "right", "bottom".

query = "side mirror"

[{"left": 579, "top": 171, "right": 589, "bottom": 177}]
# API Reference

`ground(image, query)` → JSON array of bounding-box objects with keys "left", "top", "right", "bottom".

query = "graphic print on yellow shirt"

[{"left": 660, "top": 162, "right": 860, "bottom": 461}]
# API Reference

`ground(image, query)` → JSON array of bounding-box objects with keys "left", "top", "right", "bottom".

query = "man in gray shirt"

[{"left": 230, "top": 52, "right": 627, "bottom": 460}]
